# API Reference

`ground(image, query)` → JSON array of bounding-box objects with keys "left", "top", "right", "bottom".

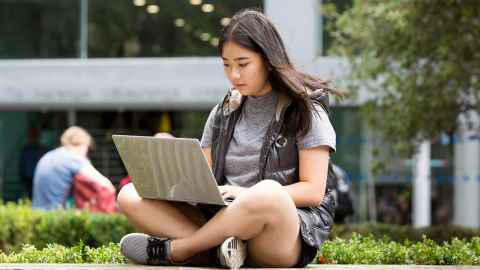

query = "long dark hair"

[{"left": 218, "top": 8, "right": 341, "bottom": 137}]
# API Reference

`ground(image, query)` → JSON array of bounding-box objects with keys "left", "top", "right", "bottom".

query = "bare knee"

[
  {"left": 253, "top": 179, "right": 283, "bottom": 192},
  {"left": 237, "top": 180, "right": 292, "bottom": 217},
  {"left": 248, "top": 179, "right": 290, "bottom": 207},
  {"left": 117, "top": 183, "right": 142, "bottom": 214}
]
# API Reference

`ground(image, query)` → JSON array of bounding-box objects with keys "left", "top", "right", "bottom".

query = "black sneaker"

[{"left": 120, "top": 233, "right": 186, "bottom": 265}]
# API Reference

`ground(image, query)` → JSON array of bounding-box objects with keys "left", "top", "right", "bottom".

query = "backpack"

[
  {"left": 313, "top": 93, "right": 354, "bottom": 222},
  {"left": 330, "top": 163, "right": 354, "bottom": 223},
  {"left": 73, "top": 173, "right": 117, "bottom": 213}
]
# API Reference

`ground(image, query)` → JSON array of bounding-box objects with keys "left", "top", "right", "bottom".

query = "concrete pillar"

[
  {"left": 68, "top": 109, "right": 77, "bottom": 126},
  {"left": 264, "top": 0, "right": 319, "bottom": 67},
  {"left": 360, "top": 122, "right": 374, "bottom": 222},
  {"left": 412, "top": 140, "right": 431, "bottom": 228},
  {"left": 79, "top": 0, "right": 89, "bottom": 59},
  {"left": 454, "top": 110, "right": 480, "bottom": 227}
]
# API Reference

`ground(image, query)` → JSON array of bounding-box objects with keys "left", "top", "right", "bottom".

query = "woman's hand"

[{"left": 218, "top": 185, "right": 247, "bottom": 201}]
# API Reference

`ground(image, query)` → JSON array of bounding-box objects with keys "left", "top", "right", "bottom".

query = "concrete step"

[{"left": 0, "top": 264, "right": 479, "bottom": 270}]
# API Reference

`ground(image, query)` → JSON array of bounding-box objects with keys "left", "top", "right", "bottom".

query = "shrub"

[
  {"left": 3, "top": 201, "right": 480, "bottom": 265},
  {"left": 0, "top": 201, "right": 40, "bottom": 252},
  {"left": 331, "top": 223, "right": 480, "bottom": 243},
  {"left": 2, "top": 235, "right": 480, "bottom": 265},
  {"left": 317, "top": 234, "right": 480, "bottom": 265},
  {"left": 0, "top": 201, "right": 134, "bottom": 253},
  {"left": 0, "top": 242, "right": 126, "bottom": 264},
  {"left": 33, "top": 210, "right": 93, "bottom": 248}
]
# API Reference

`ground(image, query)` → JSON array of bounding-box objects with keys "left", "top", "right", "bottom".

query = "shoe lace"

[
  {"left": 219, "top": 238, "right": 246, "bottom": 269},
  {"left": 146, "top": 237, "right": 168, "bottom": 263}
]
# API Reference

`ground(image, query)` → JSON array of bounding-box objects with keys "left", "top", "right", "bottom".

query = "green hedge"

[
  {"left": 2, "top": 235, "right": 480, "bottom": 265},
  {"left": 331, "top": 223, "right": 480, "bottom": 243},
  {"left": 0, "top": 243, "right": 125, "bottom": 263},
  {"left": 3, "top": 201, "right": 480, "bottom": 264},
  {"left": 317, "top": 234, "right": 480, "bottom": 265},
  {"left": 0, "top": 201, "right": 134, "bottom": 253}
]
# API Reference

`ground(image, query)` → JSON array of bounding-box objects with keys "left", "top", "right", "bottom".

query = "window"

[
  {"left": 90, "top": 0, "right": 263, "bottom": 57},
  {"left": 0, "top": 1, "right": 79, "bottom": 58},
  {"left": 0, "top": 0, "right": 263, "bottom": 58}
]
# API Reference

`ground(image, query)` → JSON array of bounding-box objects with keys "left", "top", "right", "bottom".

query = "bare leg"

[
  {"left": 117, "top": 183, "right": 211, "bottom": 265},
  {"left": 117, "top": 183, "right": 207, "bottom": 236},
  {"left": 170, "top": 180, "right": 303, "bottom": 267}
]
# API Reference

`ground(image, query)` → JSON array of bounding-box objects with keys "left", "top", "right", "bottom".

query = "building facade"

[{"left": 1, "top": 0, "right": 469, "bottom": 226}]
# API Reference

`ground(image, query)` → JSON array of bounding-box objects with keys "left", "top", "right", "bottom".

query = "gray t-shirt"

[{"left": 200, "top": 90, "right": 336, "bottom": 187}]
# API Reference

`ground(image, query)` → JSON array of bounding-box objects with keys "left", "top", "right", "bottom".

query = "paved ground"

[{"left": 0, "top": 264, "right": 479, "bottom": 270}]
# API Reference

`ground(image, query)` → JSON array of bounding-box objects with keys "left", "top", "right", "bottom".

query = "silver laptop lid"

[{"left": 112, "top": 135, "right": 226, "bottom": 205}]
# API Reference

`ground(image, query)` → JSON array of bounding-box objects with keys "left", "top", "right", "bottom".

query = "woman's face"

[{"left": 221, "top": 41, "right": 272, "bottom": 97}]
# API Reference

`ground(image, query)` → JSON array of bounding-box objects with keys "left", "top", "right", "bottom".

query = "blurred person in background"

[
  {"left": 32, "top": 126, "right": 115, "bottom": 210},
  {"left": 19, "top": 127, "right": 47, "bottom": 199}
]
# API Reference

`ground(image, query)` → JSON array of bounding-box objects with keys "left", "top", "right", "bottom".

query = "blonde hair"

[{"left": 60, "top": 126, "right": 93, "bottom": 148}]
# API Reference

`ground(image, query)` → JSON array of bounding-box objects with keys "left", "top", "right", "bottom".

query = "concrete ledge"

[{"left": 0, "top": 264, "right": 479, "bottom": 270}]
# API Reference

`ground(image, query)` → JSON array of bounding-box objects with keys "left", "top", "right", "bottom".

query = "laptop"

[{"left": 112, "top": 135, "right": 230, "bottom": 206}]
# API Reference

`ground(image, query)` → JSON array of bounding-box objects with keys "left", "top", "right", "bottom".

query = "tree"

[{"left": 329, "top": 0, "right": 480, "bottom": 155}]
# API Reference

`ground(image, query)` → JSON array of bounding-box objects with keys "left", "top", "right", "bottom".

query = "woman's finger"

[{"left": 223, "top": 191, "right": 235, "bottom": 199}]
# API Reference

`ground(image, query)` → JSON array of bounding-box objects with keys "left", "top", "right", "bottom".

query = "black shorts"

[{"left": 196, "top": 204, "right": 318, "bottom": 268}]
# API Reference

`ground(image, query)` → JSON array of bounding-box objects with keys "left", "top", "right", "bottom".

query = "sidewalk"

[{"left": 0, "top": 265, "right": 479, "bottom": 270}]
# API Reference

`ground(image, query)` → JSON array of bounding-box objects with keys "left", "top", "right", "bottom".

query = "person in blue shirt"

[{"left": 32, "top": 126, "right": 114, "bottom": 210}]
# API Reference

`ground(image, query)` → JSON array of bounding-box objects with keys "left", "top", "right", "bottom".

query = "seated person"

[{"left": 32, "top": 126, "right": 114, "bottom": 210}]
